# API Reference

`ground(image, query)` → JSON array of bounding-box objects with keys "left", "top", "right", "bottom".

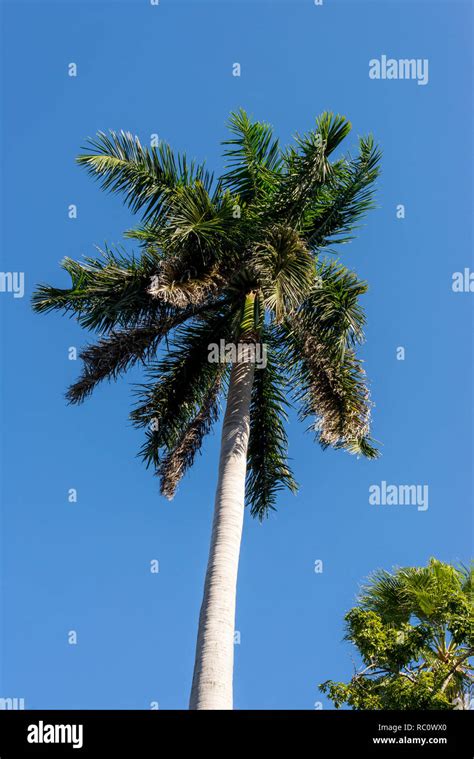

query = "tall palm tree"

[{"left": 33, "top": 110, "right": 381, "bottom": 710}]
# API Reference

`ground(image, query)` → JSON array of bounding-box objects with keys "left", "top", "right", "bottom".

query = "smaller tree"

[{"left": 320, "top": 558, "right": 474, "bottom": 710}]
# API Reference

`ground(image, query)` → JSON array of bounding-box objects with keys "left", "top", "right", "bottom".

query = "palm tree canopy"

[
  {"left": 320, "top": 559, "right": 474, "bottom": 709},
  {"left": 32, "top": 109, "right": 382, "bottom": 519},
  {"left": 359, "top": 559, "right": 474, "bottom": 704},
  {"left": 360, "top": 558, "right": 474, "bottom": 657}
]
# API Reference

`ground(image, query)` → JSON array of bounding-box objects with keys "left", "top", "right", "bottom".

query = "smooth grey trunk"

[{"left": 189, "top": 358, "right": 255, "bottom": 710}]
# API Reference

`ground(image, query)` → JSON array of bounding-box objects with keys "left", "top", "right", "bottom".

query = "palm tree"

[
  {"left": 358, "top": 558, "right": 474, "bottom": 707},
  {"left": 33, "top": 110, "right": 381, "bottom": 710}
]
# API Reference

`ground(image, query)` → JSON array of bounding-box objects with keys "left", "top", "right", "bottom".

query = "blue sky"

[{"left": 0, "top": 0, "right": 472, "bottom": 709}]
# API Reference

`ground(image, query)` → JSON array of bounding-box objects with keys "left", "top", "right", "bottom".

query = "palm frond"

[
  {"left": 299, "top": 258, "right": 368, "bottom": 360},
  {"left": 160, "top": 182, "right": 240, "bottom": 256},
  {"left": 246, "top": 331, "right": 298, "bottom": 519},
  {"left": 77, "top": 130, "right": 213, "bottom": 222},
  {"left": 143, "top": 185, "right": 245, "bottom": 306},
  {"left": 221, "top": 109, "right": 282, "bottom": 203},
  {"left": 281, "top": 321, "right": 378, "bottom": 458},
  {"left": 66, "top": 307, "right": 198, "bottom": 404},
  {"left": 359, "top": 569, "right": 409, "bottom": 623},
  {"left": 252, "top": 225, "right": 314, "bottom": 321},
  {"left": 360, "top": 560, "right": 471, "bottom": 625},
  {"left": 275, "top": 112, "right": 352, "bottom": 222},
  {"left": 131, "top": 308, "right": 235, "bottom": 474},
  {"left": 304, "top": 135, "right": 381, "bottom": 250},
  {"left": 158, "top": 374, "right": 223, "bottom": 499},
  {"left": 32, "top": 246, "right": 163, "bottom": 332}
]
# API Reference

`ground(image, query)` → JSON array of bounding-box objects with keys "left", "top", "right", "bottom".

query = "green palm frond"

[
  {"left": 32, "top": 246, "right": 163, "bottom": 332},
  {"left": 360, "top": 559, "right": 473, "bottom": 625},
  {"left": 246, "top": 331, "right": 298, "bottom": 519},
  {"left": 131, "top": 308, "right": 235, "bottom": 466},
  {"left": 66, "top": 307, "right": 199, "bottom": 404},
  {"left": 77, "top": 130, "right": 213, "bottom": 222},
  {"left": 359, "top": 569, "right": 409, "bottom": 623},
  {"left": 159, "top": 182, "right": 240, "bottom": 255},
  {"left": 275, "top": 112, "right": 352, "bottom": 222},
  {"left": 124, "top": 223, "right": 161, "bottom": 246},
  {"left": 304, "top": 135, "right": 381, "bottom": 250},
  {"left": 221, "top": 109, "right": 282, "bottom": 203},
  {"left": 300, "top": 259, "right": 368, "bottom": 360},
  {"left": 322, "top": 560, "right": 473, "bottom": 710},
  {"left": 138, "top": 185, "right": 245, "bottom": 307},
  {"left": 252, "top": 225, "right": 314, "bottom": 322}
]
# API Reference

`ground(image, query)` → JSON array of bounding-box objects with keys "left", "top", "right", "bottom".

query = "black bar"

[{"left": 0, "top": 710, "right": 472, "bottom": 757}]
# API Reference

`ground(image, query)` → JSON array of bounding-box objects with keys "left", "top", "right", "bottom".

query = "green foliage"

[
  {"left": 130, "top": 308, "right": 233, "bottom": 466},
  {"left": 275, "top": 113, "right": 352, "bottom": 223},
  {"left": 33, "top": 109, "right": 381, "bottom": 514},
  {"left": 76, "top": 130, "right": 213, "bottom": 222},
  {"left": 305, "top": 135, "right": 381, "bottom": 249},
  {"left": 32, "top": 246, "right": 163, "bottom": 332},
  {"left": 246, "top": 329, "right": 298, "bottom": 520},
  {"left": 221, "top": 108, "right": 281, "bottom": 203},
  {"left": 253, "top": 225, "right": 314, "bottom": 323},
  {"left": 279, "top": 258, "right": 378, "bottom": 458},
  {"left": 320, "top": 559, "right": 474, "bottom": 710}
]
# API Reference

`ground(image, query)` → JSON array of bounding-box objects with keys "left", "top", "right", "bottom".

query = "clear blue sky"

[{"left": 1, "top": 0, "right": 472, "bottom": 709}]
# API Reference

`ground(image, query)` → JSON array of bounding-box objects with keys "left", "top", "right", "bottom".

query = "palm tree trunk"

[{"left": 189, "top": 357, "right": 255, "bottom": 710}]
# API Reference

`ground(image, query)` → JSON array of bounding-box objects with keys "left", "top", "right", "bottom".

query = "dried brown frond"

[
  {"left": 148, "top": 257, "right": 223, "bottom": 307},
  {"left": 297, "top": 330, "right": 372, "bottom": 448},
  {"left": 158, "top": 375, "right": 222, "bottom": 498}
]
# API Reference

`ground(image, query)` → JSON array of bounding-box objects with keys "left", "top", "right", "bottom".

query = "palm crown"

[
  {"left": 358, "top": 559, "right": 474, "bottom": 705},
  {"left": 33, "top": 110, "right": 381, "bottom": 519}
]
